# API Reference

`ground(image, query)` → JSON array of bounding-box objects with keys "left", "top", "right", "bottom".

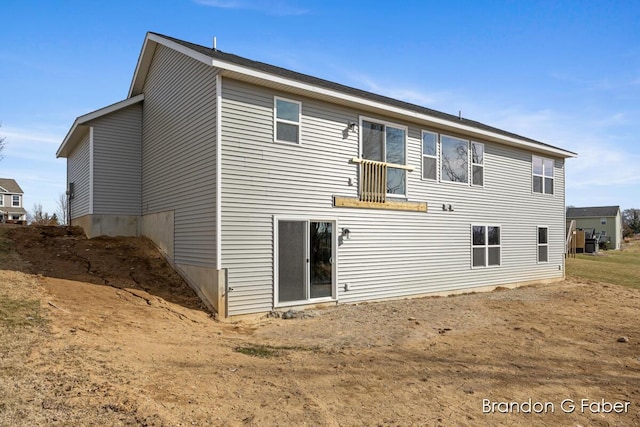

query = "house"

[
  {"left": 566, "top": 206, "right": 622, "bottom": 250},
  {"left": 56, "top": 32, "right": 577, "bottom": 318},
  {"left": 0, "top": 178, "right": 27, "bottom": 224}
]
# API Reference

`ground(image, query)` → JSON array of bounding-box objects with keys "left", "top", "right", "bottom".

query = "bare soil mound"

[
  {"left": 6, "top": 225, "right": 206, "bottom": 311},
  {"left": 1, "top": 225, "right": 639, "bottom": 426}
]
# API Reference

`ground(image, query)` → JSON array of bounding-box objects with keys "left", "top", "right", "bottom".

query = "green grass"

[
  {"left": 0, "top": 297, "right": 45, "bottom": 329},
  {"left": 234, "top": 344, "right": 319, "bottom": 358},
  {"left": 566, "top": 240, "right": 640, "bottom": 289}
]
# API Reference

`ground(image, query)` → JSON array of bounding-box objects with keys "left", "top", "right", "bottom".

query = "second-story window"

[
  {"left": 361, "top": 119, "right": 407, "bottom": 196},
  {"left": 274, "top": 97, "right": 301, "bottom": 144},
  {"left": 533, "top": 155, "right": 554, "bottom": 194},
  {"left": 0, "top": 195, "right": 3, "bottom": 206},
  {"left": 471, "top": 142, "right": 484, "bottom": 186},
  {"left": 441, "top": 135, "right": 468, "bottom": 184},
  {"left": 422, "top": 131, "right": 437, "bottom": 180},
  {"left": 12, "top": 195, "right": 20, "bottom": 207}
]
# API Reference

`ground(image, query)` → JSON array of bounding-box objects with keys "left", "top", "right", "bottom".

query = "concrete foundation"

[
  {"left": 72, "top": 214, "right": 140, "bottom": 238},
  {"left": 175, "top": 263, "right": 227, "bottom": 318},
  {"left": 141, "top": 211, "right": 174, "bottom": 259},
  {"left": 141, "top": 210, "right": 226, "bottom": 317},
  {"left": 72, "top": 211, "right": 226, "bottom": 318}
]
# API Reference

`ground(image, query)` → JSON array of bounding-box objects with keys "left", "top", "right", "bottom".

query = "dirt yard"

[{"left": 1, "top": 225, "right": 639, "bottom": 426}]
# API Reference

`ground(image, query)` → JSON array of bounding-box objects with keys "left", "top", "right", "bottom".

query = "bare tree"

[
  {"left": 28, "top": 203, "right": 59, "bottom": 226},
  {"left": 56, "top": 193, "right": 69, "bottom": 225},
  {"left": 0, "top": 124, "right": 6, "bottom": 162}
]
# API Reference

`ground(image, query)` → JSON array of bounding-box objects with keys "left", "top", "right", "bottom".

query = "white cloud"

[
  {"left": 2, "top": 127, "right": 62, "bottom": 145},
  {"left": 194, "top": 0, "right": 309, "bottom": 15}
]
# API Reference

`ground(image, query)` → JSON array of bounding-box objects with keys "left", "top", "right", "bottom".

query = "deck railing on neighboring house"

[{"left": 566, "top": 219, "right": 577, "bottom": 258}]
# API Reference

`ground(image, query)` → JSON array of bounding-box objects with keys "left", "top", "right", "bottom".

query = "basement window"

[
  {"left": 472, "top": 225, "right": 501, "bottom": 268},
  {"left": 538, "top": 226, "right": 548, "bottom": 263}
]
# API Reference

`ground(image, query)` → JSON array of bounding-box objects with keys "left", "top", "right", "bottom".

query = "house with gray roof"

[
  {"left": 56, "top": 32, "right": 577, "bottom": 318},
  {"left": 0, "top": 178, "right": 27, "bottom": 223},
  {"left": 566, "top": 206, "right": 622, "bottom": 250}
]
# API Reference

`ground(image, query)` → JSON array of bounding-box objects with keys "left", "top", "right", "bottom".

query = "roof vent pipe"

[
  {"left": 213, "top": 36, "right": 217, "bottom": 51},
  {"left": 458, "top": 110, "right": 462, "bottom": 120}
]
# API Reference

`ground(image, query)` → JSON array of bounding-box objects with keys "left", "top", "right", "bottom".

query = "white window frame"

[
  {"left": 274, "top": 96, "right": 302, "bottom": 145},
  {"left": 12, "top": 195, "right": 20, "bottom": 207},
  {"left": 440, "top": 134, "right": 470, "bottom": 185},
  {"left": 600, "top": 218, "right": 607, "bottom": 225},
  {"left": 471, "top": 141, "right": 484, "bottom": 187},
  {"left": 0, "top": 195, "right": 3, "bottom": 207},
  {"left": 421, "top": 130, "right": 438, "bottom": 181},
  {"left": 471, "top": 224, "right": 502, "bottom": 269},
  {"left": 359, "top": 116, "right": 409, "bottom": 198},
  {"left": 532, "top": 155, "right": 554, "bottom": 195},
  {"left": 537, "top": 226, "right": 549, "bottom": 264}
]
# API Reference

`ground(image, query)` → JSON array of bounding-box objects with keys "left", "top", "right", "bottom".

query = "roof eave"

[
  {"left": 132, "top": 33, "right": 578, "bottom": 159},
  {"left": 56, "top": 94, "right": 145, "bottom": 158}
]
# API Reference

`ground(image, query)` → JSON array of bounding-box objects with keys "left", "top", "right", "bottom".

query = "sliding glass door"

[{"left": 277, "top": 219, "right": 335, "bottom": 305}]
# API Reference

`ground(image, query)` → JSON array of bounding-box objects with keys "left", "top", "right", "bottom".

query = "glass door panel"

[
  {"left": 278, "top": 220, "right": 306, "bottom": 302},
  {"left": 310, "top": 221, "right": 332, "bottom": 299}
]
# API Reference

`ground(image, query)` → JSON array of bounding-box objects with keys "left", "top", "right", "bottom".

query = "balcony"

[{"left": 333, "top": 158, "right": 427, "bottom": 212}]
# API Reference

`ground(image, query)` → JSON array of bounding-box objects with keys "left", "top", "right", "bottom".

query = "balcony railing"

[
  {"left": 360, "top": 159, "right": 387, "bottom": 203},
  {"left": 351, "top": 157, "right": 415, "bottom": 203}
]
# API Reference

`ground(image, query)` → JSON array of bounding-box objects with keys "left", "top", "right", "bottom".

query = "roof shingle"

[
  {"left": 566, "top": 206, "right": 620, "bottom": 218},
  {"left": 0, "top": 178, "right": 23, "bottom": 194}
]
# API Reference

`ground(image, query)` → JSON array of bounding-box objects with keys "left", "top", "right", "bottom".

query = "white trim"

[
  {"left": 273, "top": 96, "right": 302, "bottom": 144},
  {"left": 440, "top": 134, "right": 470, "bottom": 186},
  {"left": 359, "top": 115, "right": 409, "bottom": 198},
  {"left": 0, "top": 195, "right": 3, "bottom": 207},
  {"left": 11, "top": 195, "right": 20, "bottom": 207},
  {"left": 0, "top": 186, "right": 8, "bottom": 193},
  {"left": 471, "top": 141, "right": 485, "bottom": 187},
  {"left": 216, "top": 74, "right": 222, "bottom": 270},
  {"left": 57, "top": 94, "right": 145, "bottom": 158},
  {"left": 537, "top": 225, "right": 549, "bottom": 264},
  {"left": 134, "top": 33, "right": 576, "bottom": 159},
  {"left": 273, "top": 216, "right": 338, "bottom": 309},
  {"left": 471, "top": 224, "right": 502, "bottom": 269},
  {"left": 89, "top": 126, "right": 94, "bottom": 214},
  {"left": 421, "top": 130, "right": 438, "bottom": 181}
]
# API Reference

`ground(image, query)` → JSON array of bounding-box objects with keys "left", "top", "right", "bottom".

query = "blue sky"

[{"left": 1, "top": 0, "right": 639, "bottom": 216}]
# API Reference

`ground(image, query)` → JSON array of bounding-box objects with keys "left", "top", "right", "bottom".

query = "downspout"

[{"left": 215, "top": 73, "right": 226, "bottom": 318}]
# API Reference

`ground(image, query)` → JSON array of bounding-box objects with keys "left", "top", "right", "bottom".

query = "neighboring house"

[
  {"left": 56, "top": 32, "right": 577, "bottom": 318},
  {"left": 0, "top": 178, "right": 27, "bottom": 223},
  {"left": 566, "top": 206, "right": 622, "bottom": 250}
]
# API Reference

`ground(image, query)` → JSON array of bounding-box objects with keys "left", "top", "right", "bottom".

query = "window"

[
  {"left": 471, "top": 142, "right": 484, "bottom": 186},
  {"left": 422, "top": 131, "right": 437, "bottom": 180},
  {"left": 537, "top": 227, "right": 548, "bottom": 263},
  {"left": 441, "top": 135, "right": 468, "bottom": 183},
  {"left": 12, "top": 195, "right": 20, "bottom": 207},
  {"left": 0, "top": 195, "right": 3, "bottom": 207},
  {"left": 600, "top": 218, "right": 607, "bottom": 225},
  {"left": 11, "top": 215, "right": 20, "bottom": 221},
  {"left": 274, "top": 97, "right": 301, "bottom": 144},
  {"left": 532, "top": 156, "right": 554, "bottom": 194},
  {"left": 361, "top": 119, "right": 407, "bottom": 195},
  {"left": 472, "top": 225, "right": 501, "bottom": 268}
]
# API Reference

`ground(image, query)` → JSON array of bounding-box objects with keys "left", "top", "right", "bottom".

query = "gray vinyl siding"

[
  {"left": 67, "top": 131, "right": 91, "bottom": 219},
  {"left": 220, "top": 78, "right": 566, "bottom": 316},
  {"left": 141, "top": 44, "right": 217, "bottom": 266},
  {"left": 90, "top": 103, "right": 142, "bottom": 215}
]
